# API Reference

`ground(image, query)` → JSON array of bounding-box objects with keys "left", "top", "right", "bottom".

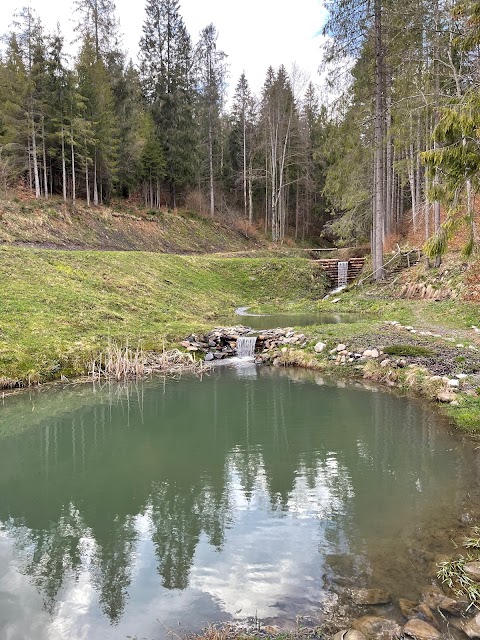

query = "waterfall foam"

[
  {"left": 337, "top": 261, "right": 349, "bottom": 287},
  {"left": 236, "top": 336, "right": 257, "bottom": 358}
]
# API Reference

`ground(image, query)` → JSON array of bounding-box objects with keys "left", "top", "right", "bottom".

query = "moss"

[
  {"left": 383, "top": 345, "right": 435, "bottom": 357},
  {"left": 446, "top": 396, "right": 480, "bottom": 434}
]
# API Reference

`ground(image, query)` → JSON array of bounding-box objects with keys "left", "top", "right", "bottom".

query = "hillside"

[
  {"left": 0, "top": 246, "right": 327, "bottom": 385},
  {"left": 0, "top": 194, "right": 268, "bottom": 253}
]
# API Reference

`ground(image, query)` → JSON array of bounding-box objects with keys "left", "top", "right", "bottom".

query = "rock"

[
  {"left": 337, "top": 344, "right": 347, "bottom": 352},
  {"left": 421, "top": 586, "right": 445, "bottom": 610},
  {"left": 213, "top": 352, "right": 224, "bottom": 359},
  {"left": 208, "top": 340, "right": 217, "bottom": 347},
  {"left": 447, "top": 379, "right": 460, "bottom": 388},
  {"left": 351, "top": 616, "right": 401, "bottom": 640},
  {"left": 438, "top": 597, "right": 469, "bottom": 616},
  {"left": 456, "top": 373, "right": 468, "bottom": 380},
  {"left": 437, "top": 391, "right": 456, "bottom": 403},
  {"left": 380, "top": 359, "right": 391, "bottom": 368},
  {"left": 333, "top": 632, "right": 367, "bottom": 640},
  {"left": 180, "top": 340, "right": 191, "bottom": 348},
  {"left": 205, "top": 353, "right": 215, "bottom": 362},
  {"left": 398, "top": 598, "right": 416, "bottom": 618},
  {"left": 463, "top": 613, "right": 480, "bottom": 639},
  {"left": 371, "top": 349, "right": 380, "bottom": 358},
  {"left": 464, "top": 562, "right": 480, "bottom": 582},
  {"left": 351, "top": 588, "right": 391, "bottom": 606},
  {"left": 412, "top": 603, "right": 437, "bottom": 627},
  {"left": 364, "top": 350, "right": 373, "bottom": 358},
  {"left": 403, "top": 619, "right": 442, "bottom": 640}
]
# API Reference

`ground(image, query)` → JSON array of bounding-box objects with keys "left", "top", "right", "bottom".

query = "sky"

[{"left": 1, "top": 0, "right": 328, "bottom": 100}]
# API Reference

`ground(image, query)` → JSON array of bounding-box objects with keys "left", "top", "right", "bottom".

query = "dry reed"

[{"left": 89, "top": 340, "right": 209, "bottom": 381}]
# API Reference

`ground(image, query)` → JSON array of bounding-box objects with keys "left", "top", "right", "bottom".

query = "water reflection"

[{"left": 0, "top": 369, "right": 477, "bottom": 639}]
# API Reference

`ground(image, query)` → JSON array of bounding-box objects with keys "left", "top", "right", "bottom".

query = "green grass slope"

[{"left": 0, "top": 246, "right": 326, "bottom": 383}]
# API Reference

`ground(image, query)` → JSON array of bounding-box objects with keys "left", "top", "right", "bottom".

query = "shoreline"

[{"left": 2, "top": 317, "right": 480, "bottom": 436}]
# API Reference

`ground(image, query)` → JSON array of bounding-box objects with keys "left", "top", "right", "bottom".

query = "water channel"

[{"left": 0, "top": 365, "right": 477, "bottom": 640}]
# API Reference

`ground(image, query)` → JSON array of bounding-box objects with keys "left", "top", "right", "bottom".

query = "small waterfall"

[
  {"left": 236, "top": 336, "right": 257, "bottom": 358},
  {"left": 337, "top": 261, "right": 349, "bottom": 287}
]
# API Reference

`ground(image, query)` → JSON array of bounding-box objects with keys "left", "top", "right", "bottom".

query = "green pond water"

[
  {"left": 222, "top": 309, "right": 364, "bottom": 330},
  {"left": 0, "top": 365, "right": 477, "bottom": 640}
]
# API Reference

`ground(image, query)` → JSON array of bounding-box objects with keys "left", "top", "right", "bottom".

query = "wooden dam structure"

[{"left": 315, "top": 257, "right": 366, "bottom": 287}]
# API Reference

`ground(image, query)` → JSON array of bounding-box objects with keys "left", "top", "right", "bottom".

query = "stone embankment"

[
  {"left": 329, "top": 585, "right": 479, "bottom": 640},
  {"left": 181, "top": 320, "right": 479, "bottom": 405},
  {"left": 181, "top": 326, "right": 308, "bottom": 361}
]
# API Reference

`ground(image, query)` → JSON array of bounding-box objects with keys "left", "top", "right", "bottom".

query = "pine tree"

[
  {"left": 230, "top": 73, "right": 256, "bottom": 221},
  {"left": 195, "top": 24, "right": 227, "bottom": 216},
  {"left": 139, "top": 0, "right": 196, "bottom": 206}
]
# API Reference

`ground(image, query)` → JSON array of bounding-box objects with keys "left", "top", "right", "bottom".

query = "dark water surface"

[{"left": 0, "top": 366, "right": 477, "bottom": 640}]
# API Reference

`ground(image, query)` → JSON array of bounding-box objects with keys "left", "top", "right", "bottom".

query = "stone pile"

[
  {"left": 181, "top": 326, "right": 308, "bottom": 361},
  {"left": 332, "top": 585, "right": 477, "bottom": 640},
  {"left": 327, "top": 343, "right": 396, "bottom": 367}
]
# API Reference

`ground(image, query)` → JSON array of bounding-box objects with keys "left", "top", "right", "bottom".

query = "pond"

[
  {"left": 0, "top": 366, "right": 478, "bottom": 640},
  {"left": 221, "top": 307, "right": 364, "bottom": 330}
]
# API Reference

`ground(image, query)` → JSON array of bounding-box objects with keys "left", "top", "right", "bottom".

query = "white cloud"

[{"left": 1, "top": 0, "right": 327, "bottom": 99}]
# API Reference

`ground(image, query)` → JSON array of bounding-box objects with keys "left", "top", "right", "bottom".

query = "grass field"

[{"left": 0, "top": 246, "right": 327, "bottom": 383}]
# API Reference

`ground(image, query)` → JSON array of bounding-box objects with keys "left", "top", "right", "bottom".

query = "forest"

[{"left": 0, "top": 0, "right": 479, "bottom": 270}]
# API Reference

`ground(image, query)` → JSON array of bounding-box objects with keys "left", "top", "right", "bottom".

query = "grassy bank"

[
  {"left": 0, "top": 194, "right": 268, "bottom": 253},
  {"left": 0, "top": 246, "right": 326, "bottom": 384}
]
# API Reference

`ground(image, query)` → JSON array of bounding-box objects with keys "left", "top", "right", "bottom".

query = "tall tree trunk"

[
  {"left": 93, "top": 149, "right": 99, "bottom": 206},
  {"left": 27, "top": 137, "right": 33, "bottom": 191},
  {"left": 373, "top": 0, "right": 385, "bottom": 280},
  {"left": 61, "top": 125, "right": 67, "bottom": 202},
  {"left": 208, "top": 111, "right": 215, "bottom": 216},
  {"left": 70, "top": 132, "right": 76, "bottom": 203},
  {"left": 31, "top": 113, "right": 41, "bottom": 199},
  {"left": 433, "top": 0, "right": 442, "bottom": 267},
  {"left": 385, "top": 95, "right": 392, "bottom": 236},
  {"left": 248, "top": 158, "right": 253, "bottom": 224},
  {"left": 243, "top": 106, "right": 247, "bottom": 218},
  {"left": 41, "top": 116, "right": 48, "bottom": 198},
  {"left": 84, "top": 135, "right": 90, "bottom": 207}
]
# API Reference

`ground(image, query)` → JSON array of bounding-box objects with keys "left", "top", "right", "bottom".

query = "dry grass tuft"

[{"left": 89, "top": 341, "right": 209, "bottom": 381}]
